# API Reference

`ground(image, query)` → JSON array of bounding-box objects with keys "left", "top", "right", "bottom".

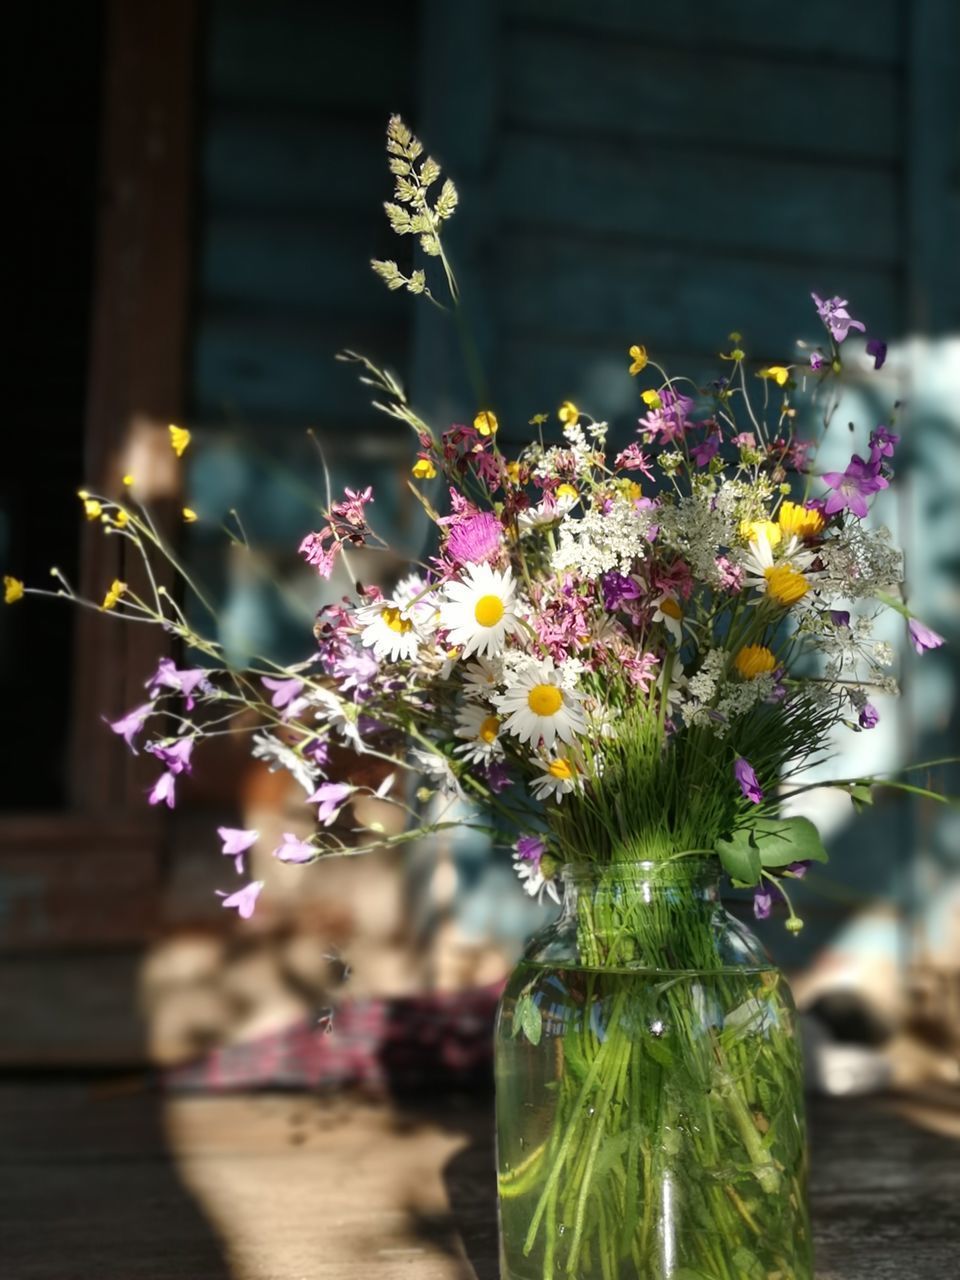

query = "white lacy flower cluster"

[
  {"left": 677, "top": 650, "right": 776, "bottom": 734},
  {"left": 656, "top": 496, "right": 734, "bottom": 585},
  {"left": 553, "top": 497, "right": 652, "bottom": 576},
  {"left": 818, "top": 525, "right": 904, "bottom": 598}
]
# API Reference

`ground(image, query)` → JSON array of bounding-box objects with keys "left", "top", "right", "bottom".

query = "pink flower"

[
  {"left": 330, "top": 486, "right": 373, "bottom": 536},
  {"left": 715, "top": 557, "right": 744, "bottom": 592},
  {"left": 273, "top": 833, "right": 315, "bottom": 863},
  {"left": 299, "top": 530, "right": 340, "bottom": 578},
  {"left": 147, "top": 658, "right": 209, "bottom": 710},
  {"left": 614, "top": 443, "right": 654, "bottom": 478},
  {"left": 146, "top": 736, "right": 194, "bottom": 775},
  {"left": 107, "top": 701, "right": 154, "bottom": 751},
  {"left": 812, "top": 293, "right": 865, "bottom": 343},
  {"left": 306, "top": 781, "right": 354, "bottom": 825},
  {"left": 217, "top": 881, "right": 263, "bottom": 919},
  {"left": 218, "top": 826, "right": 259, "bottom": 874},
  {"left": 734, "top": 757, "right": 763, "bottom": 804},
  {"left": 148, "top": 771, "right": 176, "bottom": 809},
  {"left": 262, "top": 676, "right": 305, "bottom": 710},
  {"left": 908, "top": 619, "right": 944, "bottom": 654},
  {"left": 445, "top": 511, "right": 503, "bottom": 565}
]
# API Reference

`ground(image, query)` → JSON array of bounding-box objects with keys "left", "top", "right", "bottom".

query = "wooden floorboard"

[{"left": 0, "top": 1085, "right": 957, "bottom": 1279}]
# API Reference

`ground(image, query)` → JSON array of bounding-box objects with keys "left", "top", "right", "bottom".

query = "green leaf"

[
  {"left": 849, "top": 783, "right": 874, "bottom": 812},
  {"left": 716, "top": 828, "right": 761, "bottom": 886},
  {"left": 513, "top": 992, "right": 542, "bottom": 1046},
  {"left": 752, "top": 816, "right": 828, "bottom": 868}
]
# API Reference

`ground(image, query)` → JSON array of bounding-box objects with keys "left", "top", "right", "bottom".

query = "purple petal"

[{"left": 908, "top": 619, "right": 945, "bottom": 654}]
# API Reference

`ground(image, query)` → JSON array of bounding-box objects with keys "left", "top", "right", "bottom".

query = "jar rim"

[{"left": 560, "top": 855, "right": 720, "bottom": 885}]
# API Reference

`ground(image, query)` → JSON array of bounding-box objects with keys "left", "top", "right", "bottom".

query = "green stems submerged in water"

[{"left": 495, "top": 864, "right": 814, "bottom": 1280}]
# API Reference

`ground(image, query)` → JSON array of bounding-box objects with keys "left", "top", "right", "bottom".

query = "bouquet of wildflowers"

[{"left": 5, "top": 115, "right": 954, "bottom": 1277}]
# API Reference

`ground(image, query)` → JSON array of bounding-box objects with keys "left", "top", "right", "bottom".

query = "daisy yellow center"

[
  {"left": 548, "top": 758, "right": 574, "bottom": 780},
  {"left": 734, "top": 645, "right": 778, "bottom": 679},
  {"left": 527, "top": 684, "right": 563, "bottom": 717},
  {"left": 479, "top": 715, "right": 500, "bottom": 744},
  {"left": 763, "top": 564, "right": 809, "bottom": 606},
  {"left": 382, "top": 606, "right": 413, "bottom": 635},
  {"left": 659, "top": 597, "right": 683, "bottom": 620},
  {"left": 777, "top": 500, "right": 825, "bottom": 539},
  {"left": 474, "top": 594, "right": 505, "bottom": 627}
]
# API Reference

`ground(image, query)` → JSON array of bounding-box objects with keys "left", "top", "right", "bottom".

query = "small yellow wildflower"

[
  {"left": 82, "top": 497, "right": 103, "bottom": 521},
  {"left": 763, "top": 565, "right": 810, "bottom": 607},
  {"left": 3, "top": 576, "right": 24, "bottom": 605},
  {"left": 169, "top": 424, "right": 191, "bottom": 457},
  {"left": 411, "top": 458, "right": 437, "bottom": 480},
  {"left": 558, "top": 401, "right": 579, "bottom": 426},
  {"left": 182, "top": 507, "right": 198, "bottom": 523},
  {"left": 113, "top": 509, "right": 130, "bottom": 529},
  {"left": 505, "top": 460, "right": 522, "bottom": 484},
  {"left": 740, "top": 519, "right": 782, "bottom": 548},
  {"left": 640, "top": 389, "right": 662, "bottom": 410},
  {"left": 473, "top": 410, "right": 498, "bottom": 437},
  {"left": 102, "top": 579, "right": 127, "bottom": 610},
  {"left": 624, "top": 481, "right": 643, "bottom": 501},
  {"left": 777, "top": 500, "right": 825, "bottom": 540},
  {"left": 734, "top": 645, "right": 778, "bottom": 679},
  {"left": 758, "top": 366, "right": 791, "bottom": 387},
  {"left": 528, "top": 413, "right": 548, "bottom": 426},
  {"left": 720, "top": 347, "right": 745, "bottom": 362},
  {"left": 627, "top": 344, "right": 648, "bottom": 375},
  {"left": 555, "top": 483, "right": 578, "bottom": 502},
  {"left": 122, "top": 474, "right": 134, "bottom": 487}
]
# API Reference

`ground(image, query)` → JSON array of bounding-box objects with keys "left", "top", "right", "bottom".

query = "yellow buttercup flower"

[
  {"left": 528, "top": 413, "right": 548, "bottom": 426},
  {"left": 411, "top": 458, "right": 437, "bottom": 480},
  {"left": 777, "top": 500, "right": 825, "bottom": 540},
  {"left": 102, "top": 579, "right": 127, "bottom": 610},
  {"left": 558, "top": 401, "right": 579, "bottom": 426},
  {"left": 740, "top": 519, "right": 782, "bottom": 548},
  {"left": 3, "top": 576, "right": 24, "bottom": 605},
  {"left": 758, "top": 366, "right": 791, "bottom": 387},
  {"left": 555, "top": 483, "right": 578, "bottom": 502},
  {"left": 640, "top": 389, "right": 662, "bottom": 410},
  {"left": 505, "top": 460, "right": 521, "bottom": 484},
  {"left": 734, "top": 645, "right": 778, "bottom": 679},
  {"left": 113, "top": 509, "right": 130, "bottom": 529},
  {"left": 182, "top": 507, "right": 198, "bottom": 523},
  {"left": 763, "top": 565, "right": 809, "bottom": 607},
  {"left": 82, "top": 497, "right": 102, "bottom": 521},
  {"left": 474, "top": 410, "right": 498, "bottom": 437},
  {"left": 169, "top": 424, "right": 191, "bottom": 457},
  {"left": 628, "top": 344, "right": 648, "bottom": 375}
]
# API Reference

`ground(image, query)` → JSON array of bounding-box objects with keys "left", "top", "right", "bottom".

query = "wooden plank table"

[{"left": 1, "top": 1085, "right": 957, "bottom": 1278}]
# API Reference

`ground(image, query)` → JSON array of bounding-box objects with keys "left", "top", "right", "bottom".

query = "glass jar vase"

[{"left": 495, "top": 859, "right": 813, "bottom": 1280}]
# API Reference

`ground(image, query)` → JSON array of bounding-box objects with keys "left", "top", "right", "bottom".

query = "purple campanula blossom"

[
  {"left": 217, "top": 880, "right": 263, "bottom": 919},
  {"left": 218, "top": 827, "right": 259, "bottom": 874},
  {"left": 148, "top": 658, "right": 209, "bottom": 710},
  {"left": 821, "top": 454, "right": 888, "bottom": 519},
  {"left": 690, "top": 436, "right": 720, "bottom": 467},
  {"left": 809, "top": 351, "right": 826, "bottom": 371},
  {"left": 830, "top": 610, "right": 851, "bottom": 628},
  {"left": 273, "top": 833, "right": 315, "bottom": 863},
  {"left": 601, "top": 570, "right": 642, "bottom": 611},
  {"left": 753, "top": 888, "right": 774, "bottom": 920},
  {"left": 148, "top": 771, "right": 176, "bottom": 809},
  {"left": 908, "top": 619, "right": 945, "bottom": 654},
  {"left": 859, "top": 703, "right": 880, "bottom": 730},
  {"left": 811, "top": 293, "right": 866, "bottom": 343},
  {"left": 638, "top": 387, "right": 695, "bottom": 444},
  {"left": 262, "top": 676, "right": 305, "bottom": 710},
  {"left": 515, "top": 835, "right": 547, "bottom": 864},
  {"left": 307, "top": 781, "right": 354, "bottom": 825},
  {"left": 868, "top": 425, "right": 899, "bottom": 463},
  {"left": 107, "top": 701, "right": 154, "bottom": 751},
  {"left": 146, "top": 736, "right": 194, "bottom": 775},
  {"left": 445, "top": 511, "right": 502, "bottom": 565},
  {"left": 482, "top": 760, "right": 511, "bottom": 794},
  {"left": 734, "top": 757, "right": 764, "bottom": 804},
  {"left": 866, "top": 338, "right": 887, "bottom": 370}
]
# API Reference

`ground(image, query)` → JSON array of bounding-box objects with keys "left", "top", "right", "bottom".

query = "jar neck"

[{"left": 560, "top": 859, "right": 720, "bottom": 910}]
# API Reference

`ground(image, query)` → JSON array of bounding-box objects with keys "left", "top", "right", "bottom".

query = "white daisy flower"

[
  {"left": 357, "top": 597, "right": 422, "bottom": 662},
  {"left": 651, "top": 592, "right": 684, "bottom": 645},
  {"left": 454, "top": 703, "right": 504, "bottom": 764},
  {"left": 497, "top": 659, "right": 587, "bottom": 749},
  {"left": 394, "top": 572, "right": 441, "bottom": 634},
  {"left": 461, "top": 656, "right": 503, "bottom": 700},
  {"left": 529, "top": 751, "right": 582, "bottom": 802},
  {"left": 440, "top": 563, "right": 520, "bottom": 659},
  {"left": 518, "top": 487, "right": 578, "bottom": 532},
  {"left": 741, "top": 528, "right": 816, "bottom": 608},
  {"left": 512, "top": 848, "right": 561, "bottom": 905}
]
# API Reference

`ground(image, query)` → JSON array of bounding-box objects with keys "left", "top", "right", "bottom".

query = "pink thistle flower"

[{"left": 445, "top": 511, "right": 503, "bottom": 565}]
